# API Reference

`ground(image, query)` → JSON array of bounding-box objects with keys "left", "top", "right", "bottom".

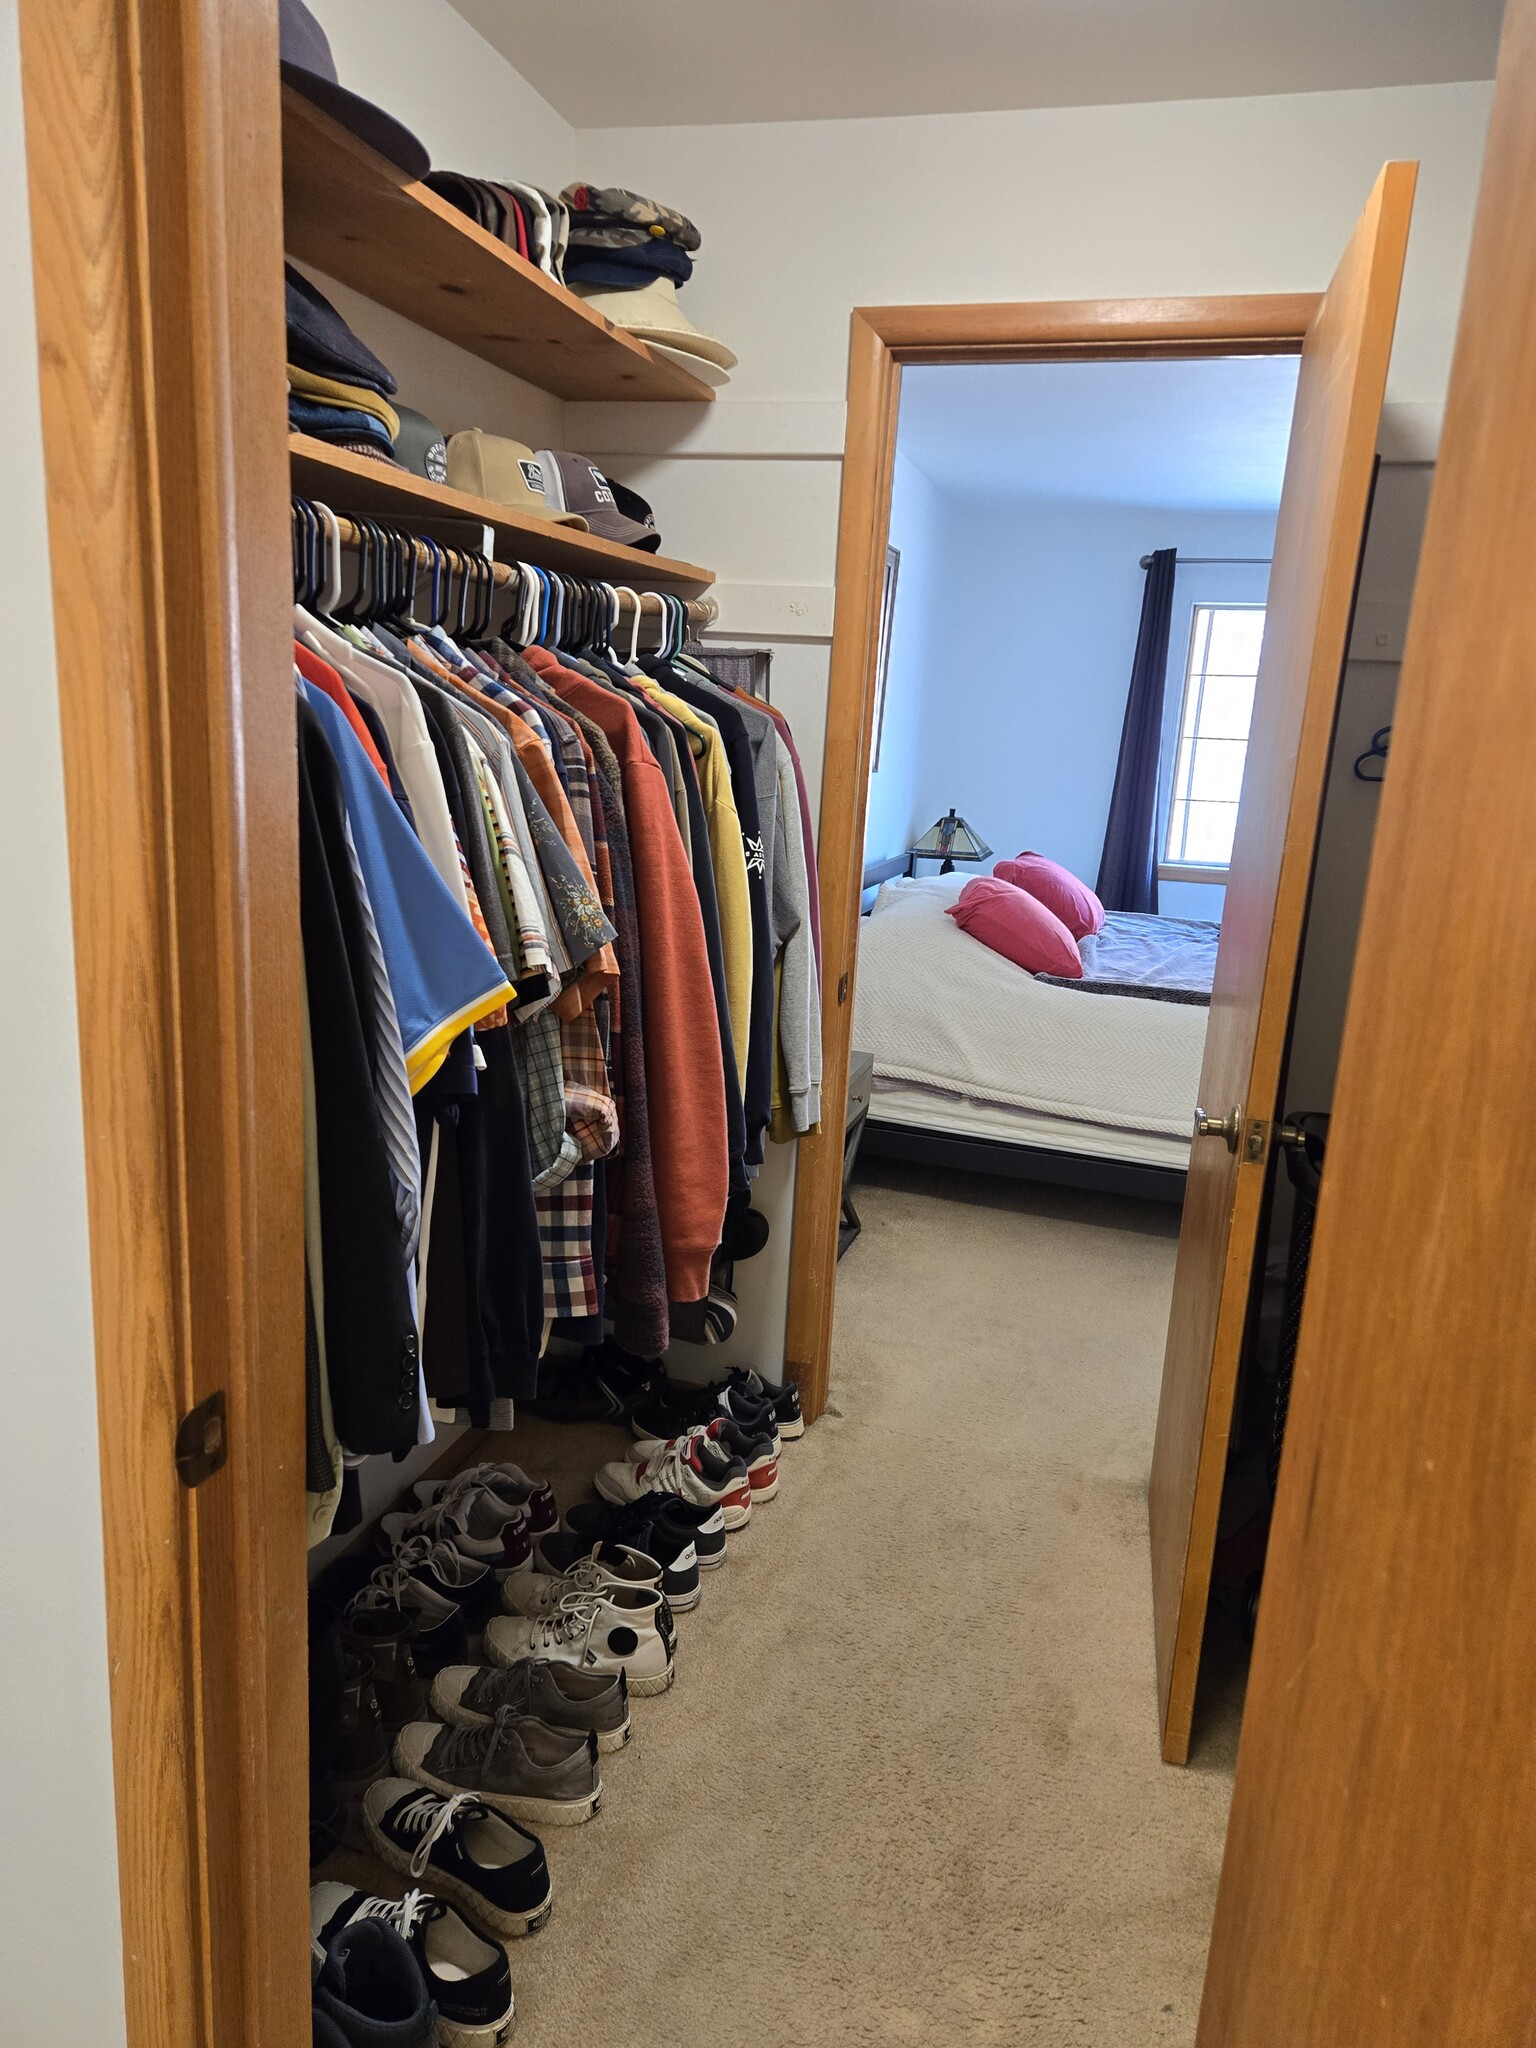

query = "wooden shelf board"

[
  {"left": 289, "top": 436, "right": 715, "bottom": 593},
  {"left": 282, "top": 88, "right": 717, "bottom": 406}
]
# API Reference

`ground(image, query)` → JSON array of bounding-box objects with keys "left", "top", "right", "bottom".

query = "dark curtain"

[{"left": 1096, "top": 547, "right": 1177, "bottom": 915}]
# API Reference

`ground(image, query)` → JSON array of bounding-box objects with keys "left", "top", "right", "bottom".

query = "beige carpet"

[{"left": 326, "top": 1159, "right": 1246, "bottom": 2045}]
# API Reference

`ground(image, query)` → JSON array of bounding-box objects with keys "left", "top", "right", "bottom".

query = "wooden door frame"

[
  {"left": 784, "top": 294, "right": 1320, "bottom": 1424},
  {"left": 20, "top": 2, "right": 308, "bottom": 2044}
]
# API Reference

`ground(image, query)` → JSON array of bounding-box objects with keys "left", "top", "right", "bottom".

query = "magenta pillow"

[
  {"left": 946, "top": 876, "right": 1083, "bottom": 979},
  {"left": 995, "top": 852, "right": 1105, "bottom": 941}
]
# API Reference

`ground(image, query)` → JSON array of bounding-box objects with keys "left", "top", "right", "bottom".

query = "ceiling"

[
  {"left": 895, "top": 356, "right": 1301, "bottom": 511},
  {"left": 447, "top": 0, "right": 1500, "bottom": 128}
]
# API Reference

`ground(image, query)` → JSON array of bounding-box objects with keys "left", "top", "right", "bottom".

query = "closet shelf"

[
  {"left": 281, "top": 88, "right": 717, "bottom": 406},
  {"left": 290, "top": 437, "right": 716, "bottom": 594}
]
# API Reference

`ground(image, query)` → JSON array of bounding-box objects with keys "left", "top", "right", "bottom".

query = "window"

[{"left": 1163, "top": 603, "right": 1265, "bottom": 873}]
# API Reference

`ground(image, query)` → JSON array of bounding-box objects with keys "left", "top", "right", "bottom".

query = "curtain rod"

[{"left": 1139, "top": 553, "right": 1273, "bottom": 569}]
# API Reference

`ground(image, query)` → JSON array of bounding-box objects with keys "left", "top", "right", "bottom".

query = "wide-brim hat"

[
  {"left": 280, "top": 0, "right": 430, "bottom": 181},
  {"left": 571, "top": 276, "right": 737, "bottom": 373},
  {"left": 642, "top": 339, "right": 732, "bottom": 390}
]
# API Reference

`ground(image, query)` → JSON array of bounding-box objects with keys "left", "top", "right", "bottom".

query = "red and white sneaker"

[
  {"left": 595, "top": 1433, "right": 753, "bottom": 1531},
  {"left": 628, "top": 1418, "right": 779, "bottom": 1507}
]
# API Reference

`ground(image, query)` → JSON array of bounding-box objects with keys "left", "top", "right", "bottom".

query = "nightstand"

[{"left": 840, "top": 1049, "right": 875, "bottom": 1259}]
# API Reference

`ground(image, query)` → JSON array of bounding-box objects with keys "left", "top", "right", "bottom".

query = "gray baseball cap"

[
  {"left": 280, "top": 0, "right": 430, "bottom": 181},
  {"left": 535, "top": 451, "right": 661, "bottom": 553}
]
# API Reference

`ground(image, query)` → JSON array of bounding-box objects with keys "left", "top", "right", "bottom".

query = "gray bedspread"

[{"left": 1037, "top": 911, "right": 1219, "bottom": 1005}]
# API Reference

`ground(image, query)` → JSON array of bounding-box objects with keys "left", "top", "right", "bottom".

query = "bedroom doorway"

[{"left": 790, "top": 163, "right": 1416, "bottom": 1765}]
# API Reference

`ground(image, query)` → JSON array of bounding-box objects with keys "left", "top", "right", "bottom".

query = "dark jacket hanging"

[{"left": 1096, "top": 546, "right": 1177, "bottom": 916}]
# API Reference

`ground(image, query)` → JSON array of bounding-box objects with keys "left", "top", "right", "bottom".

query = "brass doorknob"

[{"left": 1194, "top": 1104, "right": 1243, "bottom": 1152}]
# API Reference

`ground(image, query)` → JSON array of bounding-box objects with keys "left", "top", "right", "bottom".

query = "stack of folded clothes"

[
  {"left": 426, "top": 172, "right": 571, "bottom": 282},
  {"left": 560, "top": 181, "right": 736, "bottom": 387},
  {"left": 286, "top": 264, "right": 400, "bottom": 463}
]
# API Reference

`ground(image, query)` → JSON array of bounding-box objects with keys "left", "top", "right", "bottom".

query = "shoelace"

[
  {"left": 398, "top": 1497, "right": 472, "bottom": 1544},
  {"left": 391, "top": 1531, "right": 481, "bottom": 1587},
  {"left": 387, "top": 1787, "right": 485, "bottom": 1878},
  {"left": 434, "top": 1703, "right": 525, "bottom": 1777},
  {"left": 349, "top": 1886, "right": 442, "bottom": 1941},
  {"left": 525, "top": 1556, "right": 615, "bottom": 1612}
]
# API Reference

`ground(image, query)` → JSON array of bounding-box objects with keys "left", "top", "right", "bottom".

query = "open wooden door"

[
  {"left": 1147, "top": 161, "right": 1416, "bottom": 1765},
  {"left": 1196, "top": 6, "right": 1536, "bottom": 2030}
]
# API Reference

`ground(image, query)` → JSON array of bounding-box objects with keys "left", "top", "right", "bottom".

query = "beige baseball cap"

[{"left": 445, "top": 431, "right": 589, "bottom": 527}]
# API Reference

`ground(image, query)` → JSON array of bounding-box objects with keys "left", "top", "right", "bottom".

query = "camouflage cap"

[{"left": 560, "top": 181, "right": 701, "bottom": 253}]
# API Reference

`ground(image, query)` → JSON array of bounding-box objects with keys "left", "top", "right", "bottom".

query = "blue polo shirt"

[{"left": 304, "top": 682, "right": 513, "bottom": 1090}]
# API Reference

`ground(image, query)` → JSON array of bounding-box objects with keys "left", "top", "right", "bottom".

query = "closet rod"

[
  {"left": 319, "top": 510, "right": 719, "bottom": 623},
  {"left": 1139, "top": 553, "right": 1274, "bottom": 569}
]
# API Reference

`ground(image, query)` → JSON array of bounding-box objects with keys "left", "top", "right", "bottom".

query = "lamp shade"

[{"left": 911, "top": 808, "right": 992, "bottom": 872}]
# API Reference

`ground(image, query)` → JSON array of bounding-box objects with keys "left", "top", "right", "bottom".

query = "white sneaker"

[
  {"left": 414, "top": 1460, "right": 557, "bottom": 1535},
  {"left": 501, "top": 1545, "right": 662, "bottom": 1619},
  {"left": 594, "top": 1434, "right": 753, "bottom": 1531},
  {"left": 381, "top": 1488, "right": 531, "bottom": 1573},
  {"left": 486, "top": 1587, "right": 676, "bottom": 1697}
]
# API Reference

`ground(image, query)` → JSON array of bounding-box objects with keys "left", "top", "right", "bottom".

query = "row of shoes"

[{"left": 308, "top": 1364, "right": 802, "bottom": 2047}]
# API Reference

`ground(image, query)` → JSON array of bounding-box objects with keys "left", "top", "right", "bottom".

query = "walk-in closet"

[{"left": 11, "top": 1, "right": 1536, "bottom": 2045}]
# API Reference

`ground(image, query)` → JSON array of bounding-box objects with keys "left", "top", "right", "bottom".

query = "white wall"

[
  {"left": 864, "top": 451, "right": 945, "bottom": 861},
  {"left": 0, "top": 2, "right": 127, "bottom": 2039}
]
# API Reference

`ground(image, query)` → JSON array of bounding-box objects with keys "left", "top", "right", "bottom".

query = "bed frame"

[{"left": 857, "top": 856, "right": 1188, "bottom": 1205}]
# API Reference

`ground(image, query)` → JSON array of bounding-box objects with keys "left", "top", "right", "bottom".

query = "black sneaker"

[
  {"left": 537, "top": 1514, "right": 702, "bottom": 1610},
  {"left": 531, "top": 1342, "right": 652, "bottom": 1424},
  {"left": 560, "top": 1494, "right": 724, "bottom": 1582},
  {"left": 629, "top": 1374, "right": 779, "bottom": 1452},
  {"left": 728, "top": 1365, "right": 805, "bottom": 1440},
  {"left": 361, "top": 1777, "right": 553, "bottom": 1940},
  {"left": 311, "top": 1884, "right": 513, "bottom": 2046},
  {"left": 311, "top": 1917, "right": 436, "bottom": 2048}
]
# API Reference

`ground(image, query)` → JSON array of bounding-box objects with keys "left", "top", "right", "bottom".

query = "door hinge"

[{"left": 176, "top": 1390, "right": 228, "bottom": 1488}]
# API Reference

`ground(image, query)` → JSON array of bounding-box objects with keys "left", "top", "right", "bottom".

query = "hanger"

[{"left": 1354, "top": 724, "right": 1390, "bottom": 782}]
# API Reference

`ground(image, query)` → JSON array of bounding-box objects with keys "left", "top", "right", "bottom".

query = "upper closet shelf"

[
  {"left": 290, "top": 437, "right": 715, "bottom": 594},
  {"left": 281, "top": 87, "right": 717, "bottom": 405}
]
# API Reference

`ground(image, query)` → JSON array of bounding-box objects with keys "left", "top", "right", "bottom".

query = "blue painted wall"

[{"left": 864, "top": 485, "right": 1278, "bottom": 924}]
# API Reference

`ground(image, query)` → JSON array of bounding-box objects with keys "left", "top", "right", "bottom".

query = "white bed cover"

[{"left": 854, "top": 876, "right": 1207, "bottom": 1142}]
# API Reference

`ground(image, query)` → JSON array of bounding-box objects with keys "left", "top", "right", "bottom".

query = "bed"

[{"left": 854, "top": 868, "right": 1211, "bottom": 1200}]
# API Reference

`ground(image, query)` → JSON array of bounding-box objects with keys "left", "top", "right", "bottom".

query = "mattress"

[{"left": 854, "top": 875, "right": 1207, "bottom": 1162}]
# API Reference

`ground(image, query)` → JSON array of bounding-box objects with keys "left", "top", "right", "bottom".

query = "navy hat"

[
  {"left": 285, "top": 265, "right": 398, "bottom": 396},
  {"left": 279, "top": 0, "right": 430, "bottom": 181},
  {"left": 563, "top": 241, "right": 695, "bottom": 291}
]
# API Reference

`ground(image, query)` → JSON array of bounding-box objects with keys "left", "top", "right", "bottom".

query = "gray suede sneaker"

[
  {"left": 394, "top": 1705, "right": 602, "bottom": 1826},
  {"left": 430, "top": 1657, "right": 631, "bottom": 1753}
]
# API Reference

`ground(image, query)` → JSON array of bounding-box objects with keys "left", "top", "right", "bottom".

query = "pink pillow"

[
  {"left": 946, "top": 876, "right": 1083, "bottom": 979},
  {"left": 995, "top": 852, "right": 1105, "bottom": 941}
]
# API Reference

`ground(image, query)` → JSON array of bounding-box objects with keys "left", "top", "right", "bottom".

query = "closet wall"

[{"left": 0, "top": 3, "right": 127, "bottom": 2042}]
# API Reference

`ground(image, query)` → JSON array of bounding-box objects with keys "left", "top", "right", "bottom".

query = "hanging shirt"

[
  {"left": 302, "top": 683, "right": 513, "bottom": 1091},
  {"left": 525, "top": 644, "right": 727, "bottom": 1308}
]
